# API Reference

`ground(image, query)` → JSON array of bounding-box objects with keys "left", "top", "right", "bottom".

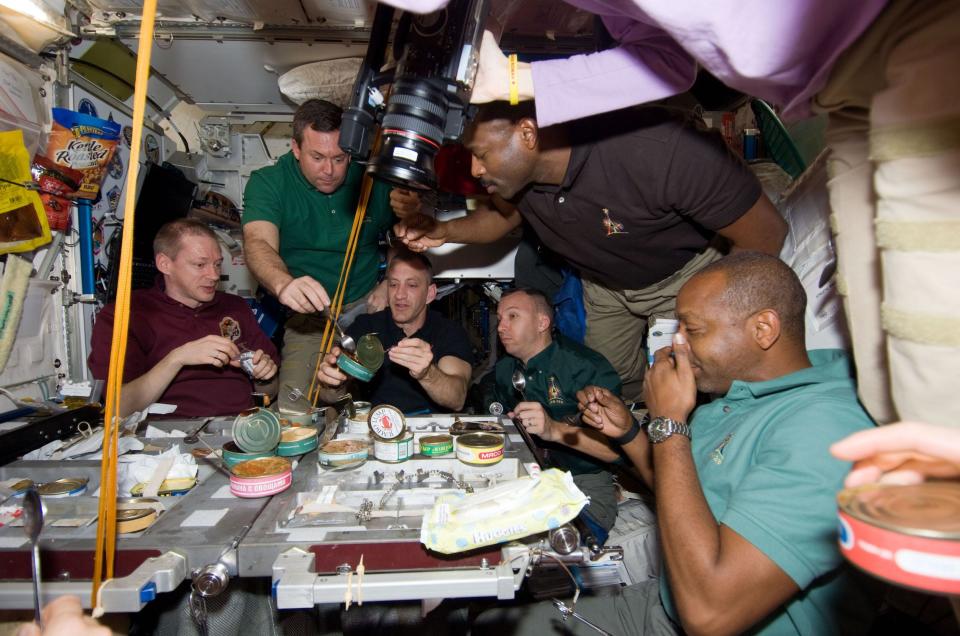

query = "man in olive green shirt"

[
  {"left": 242, "top": 99, "right": 395, "bottom": 412},
  {"left": 480, "top": 287, "right": 624, "bottom": 537}
]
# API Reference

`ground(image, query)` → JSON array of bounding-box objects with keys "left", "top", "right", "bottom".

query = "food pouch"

[
  {"left": 420, "top": 468, "right": 587, "bottom": 554},
  {"left": 31, "top": 155, "right": 83, "bottom": 232},
  {"left": 0, "top": 130, "right": 51, "bottom": 253},
  {"left": 42, "top": 108, "right": 121, "bottom": 200}
]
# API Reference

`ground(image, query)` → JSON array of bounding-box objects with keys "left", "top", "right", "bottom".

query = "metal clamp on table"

[{"left": 97, "top": 551, "right": 188, "bottom": 613}]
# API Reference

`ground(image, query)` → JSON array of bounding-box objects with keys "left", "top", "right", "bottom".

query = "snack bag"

[
  {"left": 31, "top": 155, "right": 83, "bottom": 232},
  {"left": 42, "top": 108, "right": 121, "bottom": 200},
  {"left": 0, "top": 130, "right": 51, "bottom": 253},
  {"left": 420, "top": 468, "right": 588, "bottom": 554}
]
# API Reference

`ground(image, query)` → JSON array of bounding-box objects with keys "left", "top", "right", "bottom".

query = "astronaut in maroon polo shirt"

[{"left": 89, "top": 219, "right": 279, "bottom": 417}]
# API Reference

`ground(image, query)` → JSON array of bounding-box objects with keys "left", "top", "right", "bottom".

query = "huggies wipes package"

[{"left": 420, "top": 468, "right": 587, "bottom": 554}]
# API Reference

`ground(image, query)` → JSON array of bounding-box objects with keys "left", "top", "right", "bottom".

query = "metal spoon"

[
  {"left": 509, "top": 370, "right": 549, "bottom": 468},
  {"left": 322, "top": 309, "right": 356, "bottom": 353},
  {"left": 320, "top": 458, "right": 367, "bottom": 473},
  {"left": 184, "top": 416, "right": 215, "bottom": 444},
  {"left": 22, "top": 487, "right": 44, "bottom": 629},
  {"left": 511, "top": 370, "right": 528, "bottom": 400}
]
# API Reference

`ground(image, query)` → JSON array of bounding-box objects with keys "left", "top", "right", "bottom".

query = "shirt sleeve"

[
  {"left": 719, "top": 401, "right": 870, "bottom": 589},
  {"left": 432, "top": 319, "right": 473, "bottom": 365},
  {"left": 531, "top": 18, "right": 697, "bottom": 127},
  {"left": 87, "top": 303, "right": 149, "bottom": 383},
  {"left": 242, "top": 166, "right": 282, "bottom": 225},
  {"left": 661, "top": 121, "right": 762, "bottom": 231}
]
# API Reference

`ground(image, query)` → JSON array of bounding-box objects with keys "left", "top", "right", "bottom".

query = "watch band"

[{"left": 613, "top": 418, "right": 642, "bottom": 445}]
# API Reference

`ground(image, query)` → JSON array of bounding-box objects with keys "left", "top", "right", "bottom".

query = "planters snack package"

[{"left": 43, "top": 108, "right": 121, "bottom": 200}]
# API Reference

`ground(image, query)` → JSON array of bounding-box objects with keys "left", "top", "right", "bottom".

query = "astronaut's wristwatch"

[{"left": 646, "top": 416, "right": 691, "bottom": 444}]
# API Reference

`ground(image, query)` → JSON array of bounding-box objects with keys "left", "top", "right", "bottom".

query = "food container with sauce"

[
  {"left": 419, "top": 434, "right": 454, "bottom": 456},
  {"left": 317, "top": 439, "right": 369, "bottom": 467},
  {"left": 838, "top": 482, "right": 960, "bottom": 595},
  {"left": 374, "top": 432, "right": 414, "bottom": 463},
  {"left": 277, "top": 426, "right": 319, "bottom": 456},
  {"left": 222, "top": 441, "right": 275, "bottom": 468},
  {"left": 229, "top": 457, "right": 293, "bottom": 498},
  {"left": 337, "top": 352, "right": 375, "bottom": 382},
  {"left": 232, "top": 407, "right": 281, "bottom": 453},
  {"left": 455, "top": 433, "right": 504, "bottom": 466}
]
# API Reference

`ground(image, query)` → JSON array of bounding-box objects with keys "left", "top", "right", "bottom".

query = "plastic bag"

[
  {"left": 420, "top": 468, "right": 587, "bottom": 554},
  {"left": 0, "top": 129, "right": 51, "bottom": 253},
  {"left": 42, "top": 108, "right": 121, "bottom": 200}
]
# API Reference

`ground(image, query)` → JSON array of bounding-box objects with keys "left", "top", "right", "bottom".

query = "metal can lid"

[
  {"left": 368, "top": 404, "right": 406, "bottom": 441},
  {"left": 838, "top": 483, "right": 960, "bottom": 539},
  {"left": 38, "top": 477, "right": 88, "bottom": 496},
  {"left": 457, "top": 433, "right": 504, "bottom": 448},
  {"left": 232, "top": 407, "right": 281, "bottom": 453},
  {"left": 356, "top": 333, "right": 385, "bottom": 372}
]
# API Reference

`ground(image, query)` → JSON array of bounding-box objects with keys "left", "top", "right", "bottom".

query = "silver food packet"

[{"left": 238, "top": 350, "right": 256, "bottom": 377}]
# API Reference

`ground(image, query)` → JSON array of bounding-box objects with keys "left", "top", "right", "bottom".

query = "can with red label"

[
  {"left": 456, "top": 433, "right": 504, "bottom": 466},
  {"left": 837, "top": 483, "right": 960, "bottom": 595}
]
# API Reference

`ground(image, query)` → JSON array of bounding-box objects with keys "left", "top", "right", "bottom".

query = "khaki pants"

[
  {"left": 583, "top": 247, "right": 723, "bottom": 402},
  {"left": 277, "top": 299, "right": 365, "bottom": 413},
  {"left": 813, "top": 0, "right": 960, "bottom": 426}
]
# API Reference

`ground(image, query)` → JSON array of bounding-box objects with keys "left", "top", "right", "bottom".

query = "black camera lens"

[{"left": 368, "top": 77, "right": 448, "bottom": 190}]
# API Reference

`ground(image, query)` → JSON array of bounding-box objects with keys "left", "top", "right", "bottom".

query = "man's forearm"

[
  {"left": 653, "top": 438, "right": 726, "bottom": 628},
  {"left": 549, "top": 421, "right": 621, "bottom": 462},
  {"left": 417, "top": 364, "right": 469, "bottom": 411},
  {"left": 442, "top": 200, "right": 520, "bottom": 244},
  {"left": 244, "top": 237, "right": 293, "bottom": 296},
  {"left": 117, "top": 355, "right": 183, "bottom": 417}
]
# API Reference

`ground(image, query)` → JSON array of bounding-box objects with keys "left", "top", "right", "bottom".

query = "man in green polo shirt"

[
  {"left": 479, "top": 287, "right": 624, "bottom": 539},
  {"left": 242, "top": 99, "right": 396, "bottom": 412},
  {"left": 474, "top": 253, "right": 877, "bottom": 635}
]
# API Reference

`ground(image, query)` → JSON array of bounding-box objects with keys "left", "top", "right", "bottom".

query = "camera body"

[{"left": 340, "top": 0, "right": 490, "bottom": 191}]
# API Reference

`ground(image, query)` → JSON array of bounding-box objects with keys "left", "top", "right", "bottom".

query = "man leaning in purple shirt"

[{"left": 384, "top": 0, "right": 960, "bottom": 431}]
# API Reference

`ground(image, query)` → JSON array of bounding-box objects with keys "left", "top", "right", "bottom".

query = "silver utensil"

[
  {"left": 184, "top": 417, "right": 215, "bottom": 444},
  {"left": 322, "top": 309, "right": 356, "bottom": 353},
  {"left": 22, "top": 487, "right": 44, "bottom": 629},
  {"left": 552, "top": 599, "right": 613, "bottom": 635},
  {"left": 320, "top": 459, "right": 367, "bottom": 473},
  {"left": 510, "top": 370, "right": 549, "bottom": 468}
]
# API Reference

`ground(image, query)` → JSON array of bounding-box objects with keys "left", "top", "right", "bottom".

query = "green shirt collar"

[{"left": 723, "top": 349, "right": 853, "bottom": 401}]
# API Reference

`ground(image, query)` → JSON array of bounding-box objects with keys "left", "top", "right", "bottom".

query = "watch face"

[
  {"left": 368, "top": 405, "right": 406, "bottom": 441},
  {"left": 648, "top": 418, "right": 669, "bottom": 444}
]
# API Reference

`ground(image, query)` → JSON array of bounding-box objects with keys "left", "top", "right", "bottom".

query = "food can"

[
  {"left": 742, "top": 128, "right": 760, "bottom": 161},
  {"left": 277, "top": 426, "right": 319, "bottom": 456},
  {"left": 229, "top": 457, "right": 292, "bottom": 498},
  {"left": 222, "top": 441, "right": 275, "bottom": 468},
  {"left": 368, "top": 404, "right": 407, "bottom": 442},
  {"left": 38, "top": 477, "right": 88, "bottom": 498},
  {"left": 278, "top": 410, "right": 314, "bottom": 428},
  {"left": 456, "top": 433, "right": 504, "bottom": 466},
  {"left": 116, "top": 498, "right": 161, "bottom": 534},
  {"left": 318, "top": 438, "right": 369, "bottom": 467},
  {"left": 345, "top": 402, "right": 372, "bottom": 434},
  {"left": 232, "top": 407, "right": 281, "bottom": 453},
  {"left": 838, "top": 483, "right": 960, "bottom": 594},
  {"left": 420, "top": 434, "right": 454, "bottom": 456},
  {"left": 374, "top": 432, "right": 414, "bottom": 463},
  {"left": 337, "top": 352, "right": 375, "bottom": 381}
]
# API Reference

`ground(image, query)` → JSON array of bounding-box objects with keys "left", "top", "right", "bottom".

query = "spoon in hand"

[{"left": 22, "top": 487, "right": 44, "bottom": 629}]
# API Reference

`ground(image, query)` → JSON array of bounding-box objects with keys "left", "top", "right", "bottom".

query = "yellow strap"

[
  {"left": 508, "top": 54, "right": 519, "bottom": 106},
  {"left": 92, "top": 0, "right": 158, "bottom": 605},
  {"left": 308, "top": 172, "right": 375, "bottom": 405}
]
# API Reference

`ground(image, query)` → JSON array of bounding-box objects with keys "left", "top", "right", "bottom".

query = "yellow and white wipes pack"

[{"left": 420, "top": 468, "right": 588, "bottom": 554}]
